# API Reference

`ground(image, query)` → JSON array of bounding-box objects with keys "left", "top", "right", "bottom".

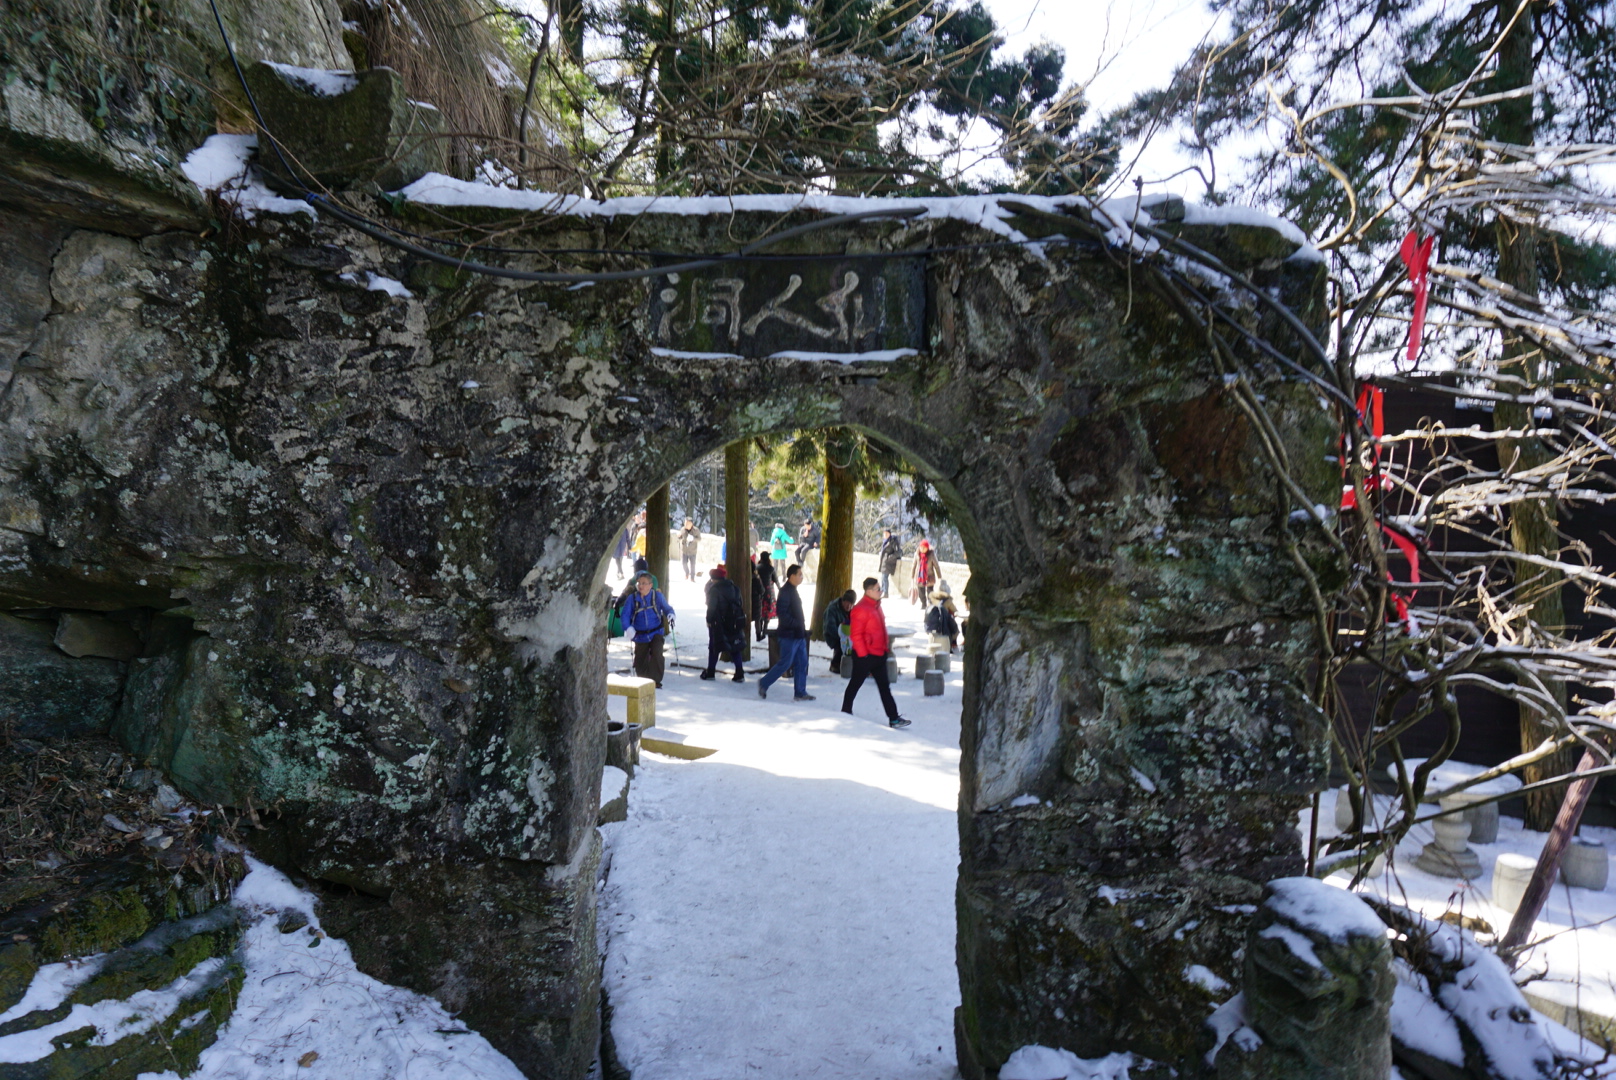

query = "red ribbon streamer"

[
  {"left": 1400, "top": 230, "right": 1435, "bottom": 365},
  {"left": 1340, "top": 382, "right": 1420, "bottom": 629}
]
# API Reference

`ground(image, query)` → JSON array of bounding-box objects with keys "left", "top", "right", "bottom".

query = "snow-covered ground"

[
  {"left": 1310, "top": 788, "right": 1616, "bottom": 1045},
  {"left": 599, "top": 563, "right": 966, "bottom": 1078},
  {"left": 36, "top": 857, "right": 526, "bottom": 1080}
]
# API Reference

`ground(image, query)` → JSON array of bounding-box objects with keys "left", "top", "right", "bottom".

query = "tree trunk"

[
  {"left": 646, "top": 484, "right": 670, "bottom": 590},
  {"left": 1489, "top": 0, "right": 1570, "bottom": 830},
  {"left": 1499, "top": 746, "right": 1603, "bottom": 958},
  {"left": 725, "top": 441, "right": 751, "bottom": 661},
  {"left": 555, "top": 0, "right": 585, "bottom": 61},
  {"left": 810, "top": 433, "right": 856, "bottom": 639}
]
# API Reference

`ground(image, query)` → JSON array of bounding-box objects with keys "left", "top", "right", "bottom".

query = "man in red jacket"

[{"left": 841, "top": 577, "right": 910, "bottom": 729}]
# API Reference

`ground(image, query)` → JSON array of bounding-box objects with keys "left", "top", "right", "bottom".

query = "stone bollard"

[
  {"left": 1333, "top": 786, "right": 1377, "bottom": 832},
  {"left": 841, "top": 661, "right": 853, "bottom": 680},
  {"left": 924, "top": 670, "right": 944, "bottom": 696},
  {"left": 1414, "top": 793, "right": 1484, "bottom": 878},
  {"left": 1563, "top": 838, "right": 1610, "bottom": 891},
  {"left": 1208, "top": 877, "right": 1393, "bottom": 1080},
  {"left": 933, "top": 652, "right": 952, "bottom": 674},
  {"left": 1493, "top": 852, "right": 1535, "bottom": 912},
  {"left": 915, "top": 656, "right": 930, "bottom": 679},
  {"left": 606, "top": 720, "right": 634, "bottom": 778},
  {"left": 886, "top": 656, "right": 900, "bottom": 684},
  {"left": 1465, "top": 800, "right": 1500, "bottom": 844}
]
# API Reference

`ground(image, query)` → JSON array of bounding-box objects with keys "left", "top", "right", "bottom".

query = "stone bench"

[{"left": 607, "top": 673, "right": 656, "bottom": 729}]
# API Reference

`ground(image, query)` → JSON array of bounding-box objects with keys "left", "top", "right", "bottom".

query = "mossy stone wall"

[{"left": 0, "top": 190, "right": 1336, "bottom": 1077}]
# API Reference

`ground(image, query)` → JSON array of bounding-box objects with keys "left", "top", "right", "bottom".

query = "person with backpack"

[
  {"left": 757, "top": 564, "right": 814, "bottom": 701},
  {"left": 841, "top": 577, "right": 909, "bottom": 728},
  {"left": 925, "top": 580, "right": 960, "bottom": 653},
  {"left": 699, "top": 566, "right": 747, "bottom": 682},
  {"left": 877, "top": 528, "right": 902, "bottom": 598},
  {"left": 912, "top": 538, "right": 938, "bottom": 607},
  {"left": 619, "top": 571, "right": 674, "bottom": 688},
  {"left": 678, "top": 518, "right": 702, "bottom": 582},
  {"left": 769, "top": 522, "right": 793, "bottom": 567},
  {"left": 823, "top": 589, "right": 855, "bottom": 674}
]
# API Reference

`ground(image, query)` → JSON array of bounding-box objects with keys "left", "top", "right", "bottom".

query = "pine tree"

[{"left": 574, "top": 0, "right": 1099, "bottom": 195}]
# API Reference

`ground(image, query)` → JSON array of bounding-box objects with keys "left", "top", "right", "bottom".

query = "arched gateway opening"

[
  {"left": 0, "top": 189, "right": 1336, "bottom": 1078},
  {"left": 594, "top": 437, "right": 973, "bottom": 1078}
]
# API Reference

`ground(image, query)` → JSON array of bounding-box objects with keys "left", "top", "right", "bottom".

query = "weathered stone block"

[
  {"left": 54, "top": 611, "right": 142, "bottom": 660},
  {"left": 0, "top": 613, "right": 122, "bottom": 739},
  {"left": 243, "top": 61, "right": 447, "bottom": 191},
  {"left": 1207, "top": 878, "right": 1393, "bottom": 1080}
]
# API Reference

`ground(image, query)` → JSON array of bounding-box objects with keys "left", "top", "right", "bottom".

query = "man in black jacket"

[
  {"left": 699, "top": 567, "right": 747, "bottom": 682},
  {"left": 757, "top": 564, "right": 813, "bottom": 701},
  {"left": 877, "top": 528, "right": 902, "bottom": 598},
  {"left": 822, "top": 590, "right": 855, "bottom": 674}
]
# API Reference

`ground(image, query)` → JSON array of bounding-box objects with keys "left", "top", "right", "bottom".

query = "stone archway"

[{"left": 0, "top": 191, "right": 1336, "bottom": 1077}]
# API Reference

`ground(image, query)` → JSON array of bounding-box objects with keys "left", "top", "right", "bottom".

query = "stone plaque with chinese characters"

[{"left": 645, "top": 256, "right": 926, "bottom": 358}]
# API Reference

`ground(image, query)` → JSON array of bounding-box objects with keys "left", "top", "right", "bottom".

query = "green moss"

[
  {"left": 38, "top": 888, "right": 152, "bottom": 963},
  {"left": 6, "top": 963, "right": 242, "bottom": 1080},
  {"left": 68, "top": 926, "right": 240, "bottom": 1010},
  {"left": 0, "top": 942, "right": 38, "bottom": 1015}
]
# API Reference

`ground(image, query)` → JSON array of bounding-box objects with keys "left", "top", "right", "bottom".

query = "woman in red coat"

[
  {"left": 912, "top": 539, "right": 937, "bottom": 607},
  {"left": 840, "top": 577, "right": 909, "bottom": 728}
]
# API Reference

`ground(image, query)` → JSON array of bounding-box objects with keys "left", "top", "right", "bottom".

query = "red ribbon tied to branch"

[
  {"left": 1340, "top": 382, "right": 1420, "bottom": 631},
  {"left": 1400, "top": 230, "right": 1435, "bottom": 365}
]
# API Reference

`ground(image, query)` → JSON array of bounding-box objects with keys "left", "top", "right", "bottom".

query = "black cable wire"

[
  {"left": 314, "top": 196, "right": 926, "bottom": 283},
  {"left": 207, "top": 0, "right": 304, "bottom": 187}
]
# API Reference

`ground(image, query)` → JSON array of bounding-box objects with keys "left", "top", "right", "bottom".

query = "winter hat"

[
  {"left": 935, "top": 580, "right": 950, "bottom": 597},
  {"left": 918, "top": 539, "right": 930, "bottom": 550},
  {"left": 713, "top": 566, "right": 727, "bottom": 578}
]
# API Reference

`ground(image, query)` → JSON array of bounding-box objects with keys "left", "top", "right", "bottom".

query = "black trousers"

[
  {"left": 705, "top": 627, "right": 744, "bottom": 675},
  {"left": 841, "top": 653, "right": 899, "bottom": 721},
  {"left": 633, "top": 636, "right": 666, "bottom": 686},
  {"left": 826, "top": 638, "right": 843, "bottom": 672}
]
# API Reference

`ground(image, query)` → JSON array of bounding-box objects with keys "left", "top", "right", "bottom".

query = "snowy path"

[{"left": 600, "top": 568, "right": 964, "bottom": 1079}]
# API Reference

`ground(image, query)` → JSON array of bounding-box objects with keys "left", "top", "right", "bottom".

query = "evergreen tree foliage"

[{"left": 1115, "top": 0, "right": 1616, "bottom": 290}]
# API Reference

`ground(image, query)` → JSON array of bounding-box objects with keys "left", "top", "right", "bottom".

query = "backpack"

[
  {"left": 627, "top": 591, "right": 667, "bottom": 635},
  {"left": 720, "top": 589, "right": 745, "bottom": 631}
]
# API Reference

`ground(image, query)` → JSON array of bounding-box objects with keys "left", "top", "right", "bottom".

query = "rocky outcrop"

[{"left": 0, "top": 0, "right": 349, "bottom": 233}]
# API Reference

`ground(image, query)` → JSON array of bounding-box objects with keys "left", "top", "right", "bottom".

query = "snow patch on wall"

[
  {"left": 499, "top": 591, "right": 597, "bottom": 662},
  {"left": 0, "top": 959, "right": 227, "bottom": 1064},
  {"left": 180, "top": 135, "right": 314, "bottom": 220},
  {"left": 339, "top": 271, "right": 414, "bottom": 298},
  {"left": 262, "top": 62, "right": 359, "bottom": 97},
  {"left": 1183, "top": 963, "right": 1231, "bottom": 994},
  {"left": 1266, "top": 876, "right": 1387, "bottom": 941},
  {"left": 397, "top": 175, "right": 1090, "bottom": 244}
]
